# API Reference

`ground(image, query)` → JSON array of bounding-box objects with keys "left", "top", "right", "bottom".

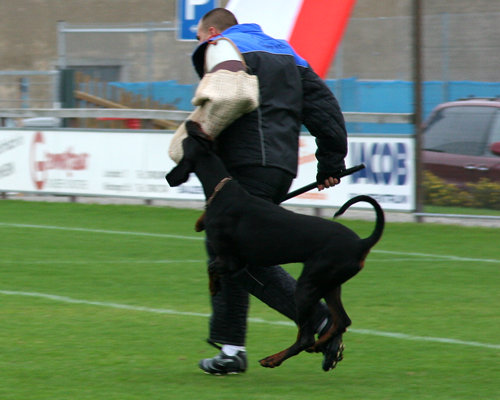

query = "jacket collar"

[{"left": 192, "top": 24, "right": 263, "bottom": 78}]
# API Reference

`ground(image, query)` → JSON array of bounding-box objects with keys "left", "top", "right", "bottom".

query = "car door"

[
  {"left": 422, "top": 104, "right": 500, "bottom": 186},
  {"left": 482, "top": 108, "right": 500, "bottom": 181}
]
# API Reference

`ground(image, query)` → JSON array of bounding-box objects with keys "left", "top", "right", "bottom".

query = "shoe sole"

[
  {"left": 200, "top": 369, "right": 246, "bottom": 375},
  {"left": 199, "top": 361, "right": 246, "bottom": 375}
]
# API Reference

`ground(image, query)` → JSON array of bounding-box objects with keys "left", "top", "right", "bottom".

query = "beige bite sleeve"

[{"left": 168, "top": 69, "right": 259, "bottom": 164}]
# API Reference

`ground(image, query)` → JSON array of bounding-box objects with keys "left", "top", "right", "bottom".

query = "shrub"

[
  {"left": 422, "top": 171, "right": 500, "bottom": 209},
  {"left": 465, "top": 178, "right": 500, "bottom": 210},
  {"left": 423, "top": 171, "right": 474, "bottom": 207}
]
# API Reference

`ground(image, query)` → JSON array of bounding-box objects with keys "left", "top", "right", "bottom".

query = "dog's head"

[{"left": 165, "top": 120, "right": 213, "bottom": 187}]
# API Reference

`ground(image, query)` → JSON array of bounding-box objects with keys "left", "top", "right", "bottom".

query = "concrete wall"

[
  {"left": 0, "top": 0, "right": 498, "bottom": 81},
  {"left": 0, "top": 0, "right": 176, "bottom": 70},
  {"left": 333, "top": 0, "right": 500, "bottom": 81}
]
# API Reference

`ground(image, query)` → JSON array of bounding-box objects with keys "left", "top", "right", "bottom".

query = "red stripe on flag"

[{"left": 289, "top": 0, "right": 356, "bottom": 78}]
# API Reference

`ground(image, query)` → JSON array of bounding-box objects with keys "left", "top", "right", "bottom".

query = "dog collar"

[{"left": 206, "top": 177, "right": 233, "bottom": 208}]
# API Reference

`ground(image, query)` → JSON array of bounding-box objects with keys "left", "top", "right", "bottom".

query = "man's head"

[{"left": 196, "top": 8, "right": 238, "bottom": 42}]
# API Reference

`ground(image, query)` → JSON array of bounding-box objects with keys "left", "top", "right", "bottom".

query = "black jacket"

[{"left": 192, "top": 24, "right": 347, "bottom": 178}]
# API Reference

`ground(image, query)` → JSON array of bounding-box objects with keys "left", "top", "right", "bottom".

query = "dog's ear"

[{"left": 165, "top": 158, "right": 192, "bottom": 187}]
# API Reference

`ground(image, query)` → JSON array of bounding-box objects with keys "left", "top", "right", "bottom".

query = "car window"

[{"left": 423, "top": 106, "right": 496, "bottom": 156}]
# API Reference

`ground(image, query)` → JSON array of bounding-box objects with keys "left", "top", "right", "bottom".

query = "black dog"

[{"left": 166, "top": 120, "right": 384, "bottom": 370}]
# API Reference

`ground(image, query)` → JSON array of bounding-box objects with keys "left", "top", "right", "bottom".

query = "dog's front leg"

[
  {"left": 207, "top": 258, "right": 224, "bottom": 296},
  {"left": 259, "top": 278, "right": 318, "bottom": 368},
  {"left": 259, "top": 323, "right": 316, "bottom": 368},
  {"left": 207, "top": 255, "right": 241, "bottom": 296}
]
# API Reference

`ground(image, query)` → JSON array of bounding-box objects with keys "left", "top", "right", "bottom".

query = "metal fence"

[
  {"left": 2, "top": 108, "right": 500, "bottom": 224},
  {"left": 331, "top": 12, "right": 500, "bottom": 82},
  {"left": 1, "top": 12, "right": 498, "bottom": 109},
  {"left": 57, "top": 21, "right": 199, "bottom": 84},
  {"left": 58, "top": 12, "right": 500, "bottom": 83},
  {"left": 0, "top": 71, "right": 59, "bottom": 109}
]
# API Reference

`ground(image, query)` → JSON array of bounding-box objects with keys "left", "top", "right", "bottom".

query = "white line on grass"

[
  {"left": 1, "top": 222, "right": 499, "bottom": 264},
  {"left": 2, "top": 259, "right": 204, "bottom": 265},
  {"left": 371, "top": 258, "right": 456, "bottom": 263},
  {"left": 374, "top": 250, "right": 500, "bottom": 264},
  {"left": 0, "top": 222, "right": 204, "bottom": 241},
  {"left": 1, "top": 289, "right": 499, "bottom": 350}
]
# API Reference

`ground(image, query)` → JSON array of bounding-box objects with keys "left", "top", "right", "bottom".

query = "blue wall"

[
  {"left": 326, "top": 79, "right": 500, "bottom": 134},
  {"left": 109, "top": 79, "right": 500, "bottom": 134},
  {"left": 108, "top": 81, "right": 196, "bottom": 112}
]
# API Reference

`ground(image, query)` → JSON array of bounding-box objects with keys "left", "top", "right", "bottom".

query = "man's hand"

[
  {"left": 316, "top": 168, "right": 345, "bottom": 191},
  {"left": 317, "top": 177, "right": 340, "bottom": 191}
]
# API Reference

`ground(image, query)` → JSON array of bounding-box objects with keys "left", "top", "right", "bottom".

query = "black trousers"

[{"left": 206, "top": 166, "right": 330, "bottom": 346}]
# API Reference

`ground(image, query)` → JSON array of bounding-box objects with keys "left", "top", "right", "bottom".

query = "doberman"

[{"left": 166, "top": 120, "right": 385, "bottom": 370}]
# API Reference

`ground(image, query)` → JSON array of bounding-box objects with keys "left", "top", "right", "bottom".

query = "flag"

[{"left": 226, "top": 0, "right": 356, "bottom": 78}]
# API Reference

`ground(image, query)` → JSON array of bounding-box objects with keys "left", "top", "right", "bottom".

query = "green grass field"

[{"left": 1, "top": 200, "right": 499, "bottom": 400}]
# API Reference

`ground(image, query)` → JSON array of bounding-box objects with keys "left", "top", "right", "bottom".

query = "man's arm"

[{"left": 300, "top": 67, "right": 348, "bottom": 190}]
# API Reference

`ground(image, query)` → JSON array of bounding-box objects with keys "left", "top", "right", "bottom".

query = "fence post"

[
  {"left": 59, "top": 69, "right": 75, "bottom": 127},
  {"left": 413, "top": 0, "right": 424, "bottom": 222},
  {"left": 52, "top": 71, "right": 60, "bottom": 108},
  {"left": 57, "top": 21, "right": 67, "bottom": 70},
  {"left": 441, "top": 12, "right": 450, "bottom": 102},
  {"left": 19, "top": 77, "right": 29, "bottom": 108}
]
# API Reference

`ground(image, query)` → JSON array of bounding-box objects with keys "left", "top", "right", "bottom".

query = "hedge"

[{"left": 423, "top": 171, "right": 500, "bottom": 210}]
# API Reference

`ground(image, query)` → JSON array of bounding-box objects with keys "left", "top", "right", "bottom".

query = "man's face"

[
  {"left": 196, "top": 24, "right": 210, "bottom": 42},
  {"left": 196, "top": 23, "right": 219, "bottom": 42}
]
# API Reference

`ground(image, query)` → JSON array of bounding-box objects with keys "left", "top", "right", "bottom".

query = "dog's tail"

[{"left": 334, "top": 195, "right": 385, "bottom": 251}]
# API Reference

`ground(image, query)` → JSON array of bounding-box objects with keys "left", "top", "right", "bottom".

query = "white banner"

[
  {"left": 0, "top": 129, "right": 415, "bottom": 210},
  {"left": 288, "top": 135, "right": 416, "bottom": 210}
]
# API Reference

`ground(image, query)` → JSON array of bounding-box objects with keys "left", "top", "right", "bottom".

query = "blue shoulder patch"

[
  {"left": 220, "top": 24, "right": 309, "bottom": 68},
  {"left": 191, "top": 23, "right": 309, "bottom": 77}
]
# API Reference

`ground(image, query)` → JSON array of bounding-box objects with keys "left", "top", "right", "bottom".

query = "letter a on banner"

[{"left": 226, "top": 0, "right": 356, "bottom": 77}]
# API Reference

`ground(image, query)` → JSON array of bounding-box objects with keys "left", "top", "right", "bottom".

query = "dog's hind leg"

[
  {"left": 311, "top": 286, "right": 351, "bottom": 349},
  {"left": 309, "top": 286, "right": 351, "bottom": 371},
  {"left": 259, "top": 276, "right": 320, "bottom": 368}
]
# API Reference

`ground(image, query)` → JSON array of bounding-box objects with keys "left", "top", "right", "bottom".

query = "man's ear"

[
  {"left": 208, "top": 26, "right": 219, "bottom": 38},
  {"left": 165, "top": 158, "right": 192, "bottom": 187}
]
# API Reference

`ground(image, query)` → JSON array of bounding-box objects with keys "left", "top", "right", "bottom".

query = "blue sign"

[{"left": 177, "top": 0, "right": 218, "bottom": 41}]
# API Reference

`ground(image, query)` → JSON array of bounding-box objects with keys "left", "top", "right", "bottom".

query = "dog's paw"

[
  {"left": 259, "top": 355, "right": 282, "bottom": 368},
  {"left": 259, "top": 349, "right": 290, "bottom": 368},
  {"left": 321, "top": 338, "right": 345, "bottom": 372}
]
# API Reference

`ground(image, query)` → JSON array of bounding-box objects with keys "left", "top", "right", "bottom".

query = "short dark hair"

[{"left": 200, "top": 8, "right": 238, "bottom": 32}]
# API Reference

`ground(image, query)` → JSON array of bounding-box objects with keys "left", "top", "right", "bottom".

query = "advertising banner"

[
  {"left": 0, "top": 129, "right": 415, "bottom": 211},
  {"left": 287, "top": 135, "right": 415, "bottom": 210}
]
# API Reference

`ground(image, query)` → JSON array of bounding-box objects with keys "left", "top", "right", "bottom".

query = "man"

[{"left": 169, "top": 8, "right": 347, "bottom": 374}]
